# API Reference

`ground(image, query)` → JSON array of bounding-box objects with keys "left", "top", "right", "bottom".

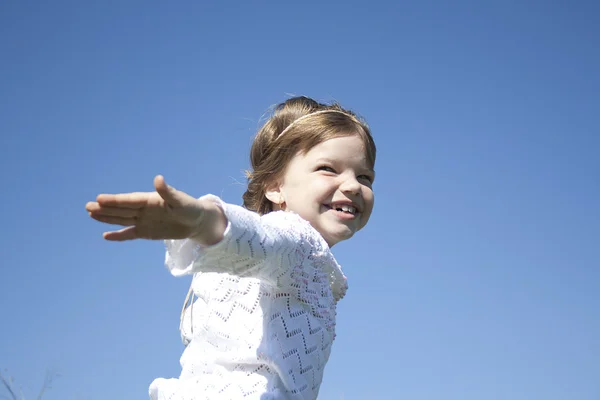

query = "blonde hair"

[{"left": 243, "top": 96, "right": 376, "bottom": 215}]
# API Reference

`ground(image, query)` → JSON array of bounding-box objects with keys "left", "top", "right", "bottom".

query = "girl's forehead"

[
  {"left": 305, "top": 135, "right": 369, "bottom": 160},
  {"left": 316, "top": 134, "right": 364, "bottom": 149}
]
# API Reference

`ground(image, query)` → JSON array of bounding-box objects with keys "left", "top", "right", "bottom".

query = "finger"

[
  {"left": 85, "top": 202, "right": 99, "bottom": 212},
  {"left": 103, "top": 226, "right": 138, "bottom": 241},
  {"left": 86, "top": 203, "right": 140, "bottom": 218},
  {"left": 154, "top": 175, "right": 187, "bottom": 207},
  {"left": 96, "top": 193, "right": 150, "bottom": 208},
  {"left": 89, "top": 213, "right": 137, "bottom": 227}
]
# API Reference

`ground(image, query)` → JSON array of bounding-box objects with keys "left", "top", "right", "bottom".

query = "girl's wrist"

[{"left": 189, "top": 198, "right": 227, "bottom": 246}]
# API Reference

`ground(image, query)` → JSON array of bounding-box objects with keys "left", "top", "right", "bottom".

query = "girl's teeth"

[{"left": 334, "top": 205, "right": 356, "bottom": 214}]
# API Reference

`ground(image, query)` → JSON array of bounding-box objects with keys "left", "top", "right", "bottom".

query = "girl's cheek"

[{"left": 316, "top": 177, "right": 336, "bottom": 191}]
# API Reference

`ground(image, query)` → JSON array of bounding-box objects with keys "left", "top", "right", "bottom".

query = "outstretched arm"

[
  {"left": 86, "top": 176, "right": 328, "bottom": 287},
  {"left": 85, "top": 175, "right": 227, "bottom": 246}
]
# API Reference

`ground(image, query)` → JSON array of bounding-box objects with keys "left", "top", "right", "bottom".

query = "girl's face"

[{"left": 267, "top": 134, "right": 375, "bottom": 247}]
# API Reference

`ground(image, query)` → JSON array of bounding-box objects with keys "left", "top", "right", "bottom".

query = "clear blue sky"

[{"left": 1, "top": 1, "right": 598, "bottom": 399}]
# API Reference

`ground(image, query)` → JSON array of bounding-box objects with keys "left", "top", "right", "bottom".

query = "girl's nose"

[{"left": 340, "top": 175, "right": 361, "bottom": 195}]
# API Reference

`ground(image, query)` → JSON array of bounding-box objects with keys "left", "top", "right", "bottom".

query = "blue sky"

[{"left": 1, "top": 1, "right": 599, "bottom": 399}]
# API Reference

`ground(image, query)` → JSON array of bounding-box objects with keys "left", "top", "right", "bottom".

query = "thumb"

[{"left": 154, "top": 175, "right": 186, "bottom": 206}]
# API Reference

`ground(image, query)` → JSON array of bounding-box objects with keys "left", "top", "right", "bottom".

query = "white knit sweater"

[{"left": 149, "top": 195, "right": 348, "bottom": 400}]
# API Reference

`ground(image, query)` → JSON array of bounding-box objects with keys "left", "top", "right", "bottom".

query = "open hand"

[{"left": 86, "top": 175, "right": 206, "bottom": 241}]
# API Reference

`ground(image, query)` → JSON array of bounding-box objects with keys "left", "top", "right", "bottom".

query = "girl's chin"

[{"left": 319, "top": 227, "right": 356, "bottom": 247}]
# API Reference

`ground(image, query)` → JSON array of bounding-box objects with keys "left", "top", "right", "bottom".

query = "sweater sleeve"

[{"left": 164, "top": 195, "right": 327, "bottom": 286}]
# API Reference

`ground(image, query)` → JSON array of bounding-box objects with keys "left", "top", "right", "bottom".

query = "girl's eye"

[
  {"left": 358, "top": 175, "right": 374, "bottom": 184},
  {"left": 318, "top": 166, "right": 336, "bottom": 173}
]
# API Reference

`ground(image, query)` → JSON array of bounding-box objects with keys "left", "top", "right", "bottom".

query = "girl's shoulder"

[
  {"left": 262, "top": 210, "right": 348, "bottom": 301},
  {"left": 261, "top": 210, "right": 327, "bottom": 248}
]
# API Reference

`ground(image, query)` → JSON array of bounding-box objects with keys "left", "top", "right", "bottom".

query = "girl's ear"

[
  {"left": 265, "top": 182, "right": 286, "bottom": 210},
  {"left": 265, "top": 188, "right": 283, "bottom": 205}
]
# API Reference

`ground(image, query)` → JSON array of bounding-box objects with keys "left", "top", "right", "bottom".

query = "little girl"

[{"left": 86, "top": 96, "right": 376, "bottom": 400}]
